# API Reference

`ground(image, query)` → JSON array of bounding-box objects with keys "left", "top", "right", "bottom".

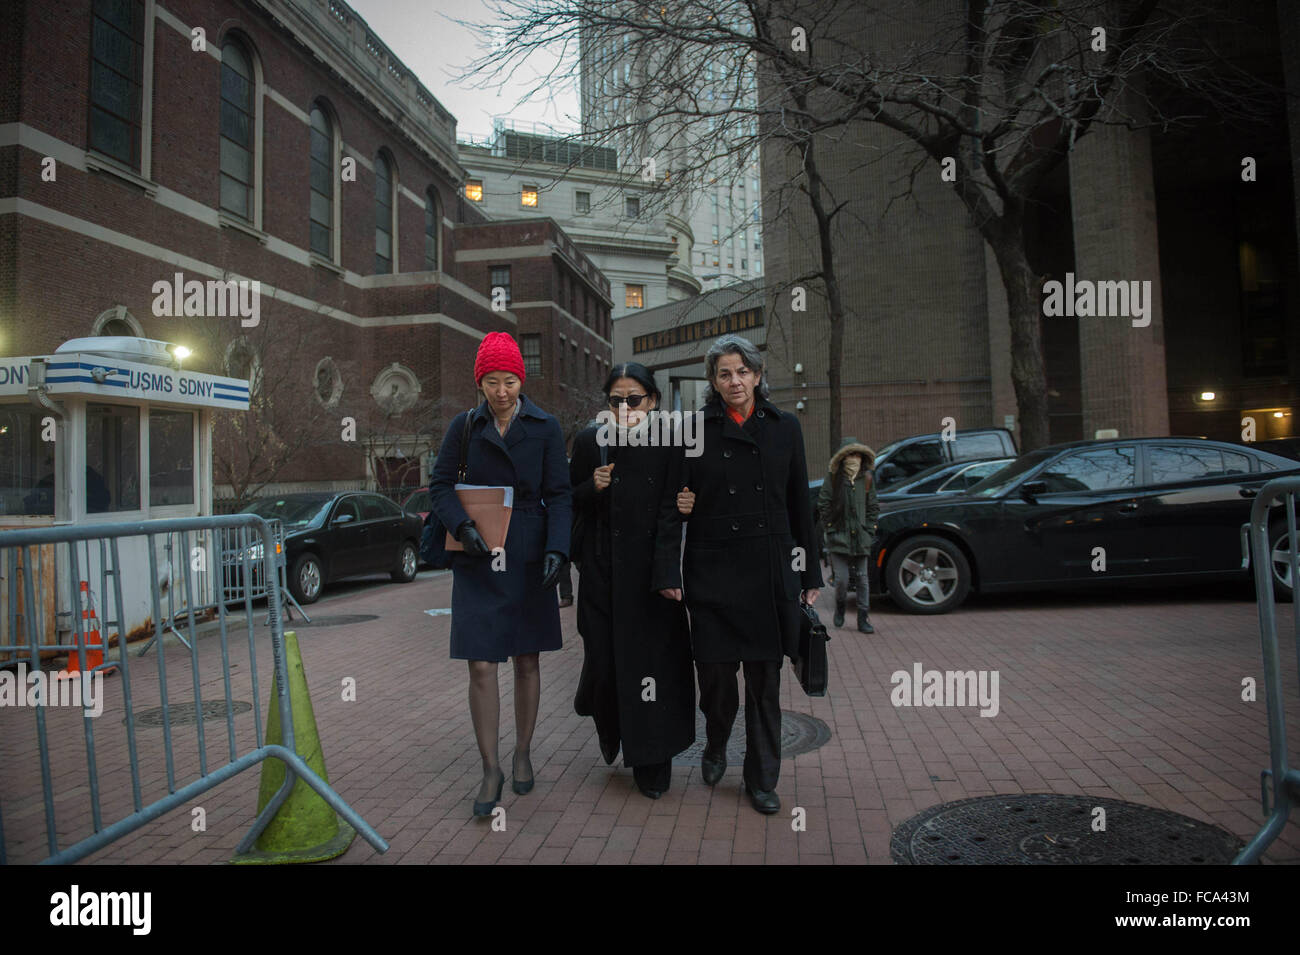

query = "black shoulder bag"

[{"left": 420, "top": 409, "right": 473, "bottom": 569}]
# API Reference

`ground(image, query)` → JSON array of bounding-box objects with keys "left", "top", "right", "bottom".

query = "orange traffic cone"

[{"left": 58, "top": 581, "right": 116, "bottom": 679}]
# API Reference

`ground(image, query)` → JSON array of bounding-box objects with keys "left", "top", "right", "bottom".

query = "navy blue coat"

[{"left": 429, "top": 395, "right": 572, "bottom": 662}]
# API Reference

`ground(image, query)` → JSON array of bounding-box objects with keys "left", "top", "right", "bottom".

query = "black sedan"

[
  {"left": 238, "top": 491, "right": 424, "bottom": 604},
  {"left": 871, "top": 437, "right": 1300, "bottom": 614}
]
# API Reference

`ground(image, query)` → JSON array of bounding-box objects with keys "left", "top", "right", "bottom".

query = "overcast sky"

[{"left": 345, "top": 0, "right": 582, "bottom": 141}]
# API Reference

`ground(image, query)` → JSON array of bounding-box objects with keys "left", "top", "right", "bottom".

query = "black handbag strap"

[{"left": 456, "top": 407, "right": 473, "bottom": 482}]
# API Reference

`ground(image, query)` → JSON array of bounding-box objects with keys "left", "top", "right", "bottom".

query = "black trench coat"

[
  {"left": 429, "top": 395, "right": 572, "bottom": 662},
  {"left": 679, "top": 395, "right": 824, "bottom": 663},
  {"left": 569, "top": 425, "right": 694, "bottom": 767}
]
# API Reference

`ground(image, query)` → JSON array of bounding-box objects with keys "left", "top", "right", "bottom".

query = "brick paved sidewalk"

[{"left": 1, "top": 570, "right": 1296, "bottom": 864}]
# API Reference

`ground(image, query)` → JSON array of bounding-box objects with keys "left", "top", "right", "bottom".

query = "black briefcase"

[{"left": 793, "top": 601, "right": 831, "bottom": 696}]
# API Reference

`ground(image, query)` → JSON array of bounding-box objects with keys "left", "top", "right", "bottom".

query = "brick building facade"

[
  {"left": 1, "top": 0, "right": 611, "bottom": 507},
  {"left": 758, "top": 0, "right": 1300, "bottom": 469}
]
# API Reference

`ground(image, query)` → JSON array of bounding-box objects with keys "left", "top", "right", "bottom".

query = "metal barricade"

[
  {"left": 0, "top": 515, "right": 387, "bottom": 864},
  {"left": 1233, "top": 477, "right": 1300, "bottom": 864}
]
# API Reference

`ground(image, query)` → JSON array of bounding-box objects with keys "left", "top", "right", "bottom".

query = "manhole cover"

[
  {"left": 129, "top": 700, "right": 253, "bottom": 726},
  {"left": 891, "top": 794, "right": 1243, "bottom": 865},
  {"left": 672, "top": 710, "right": 831, "bottom": 765},
  {"left": 291, "top": 614, "right": 380, "bottom": 627}
]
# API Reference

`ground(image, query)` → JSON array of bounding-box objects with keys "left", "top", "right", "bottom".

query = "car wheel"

[
  {"left": 1267, "top": 521, "right": 1296, "bottom": 602},
  {"left": 392, "top": 541, "right": 418, "bottom": 583},
  {"left": 885, "top": 534, "right": 971, "bottom": 614},
  {"left": 290, "top": 552, "right": 324, "bottom": 605}
]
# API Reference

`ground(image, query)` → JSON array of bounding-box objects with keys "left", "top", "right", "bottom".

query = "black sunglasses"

[{"left": 608, "top": 394, "right": 649, "bottom": 408}]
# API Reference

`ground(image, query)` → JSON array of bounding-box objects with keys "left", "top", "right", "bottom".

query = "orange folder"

[{"left": 445, "top": 484, "right": 513, "bottom": 552}]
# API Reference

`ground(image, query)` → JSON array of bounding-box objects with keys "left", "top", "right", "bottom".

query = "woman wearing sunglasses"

[{"left": 569, "top": 363, "right": 694, "bottom": 799}]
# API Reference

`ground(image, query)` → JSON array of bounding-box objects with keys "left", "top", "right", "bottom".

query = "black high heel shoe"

[
  {"left": 512, "top": 754, "right": 534, "bottom": 795},
  {"left": 473, "top": 769, "right": 505, "bottom": 817}
]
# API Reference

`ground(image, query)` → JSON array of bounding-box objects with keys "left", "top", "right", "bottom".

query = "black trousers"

[{"left": 696, "top": 659, "right": 782, "bottom": 791}]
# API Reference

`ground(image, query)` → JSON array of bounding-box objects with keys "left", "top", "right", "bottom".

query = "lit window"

[
  {"left": 521, "top": 184, "right": 538, "bottom": 207},
  {"left": 465, "top": 179, "right": 483, "bottom": 202},
  {"left": 626, "top": 285, "right": 644, "bottom": 308}
]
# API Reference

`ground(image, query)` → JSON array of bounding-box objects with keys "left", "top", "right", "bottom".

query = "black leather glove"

[
  {"left": 540, "top": 551, "right": 567, "bottom": 590},
  {"left": 456, "top": 519, "right": 491, "bottom": 557}
]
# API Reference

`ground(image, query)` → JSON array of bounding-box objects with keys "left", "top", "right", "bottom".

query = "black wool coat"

[
  {"left": 679, "top": 396, "right": 824, "bottom": 663},
  {"left": 429, "top": 395, "right": 572, "bottom": 662},
  {"left": 569, "top": 424, "right": 695, "bottom": 767}
]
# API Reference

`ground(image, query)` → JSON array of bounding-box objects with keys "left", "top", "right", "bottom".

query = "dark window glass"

[
  {"left": 424, "top": 190, "right": 439, "bottom": 270},
  {"left": 375, "top": 153, "right": 393, "bottom": 273},
  {"left": 890, "top": 440, "right": 944, "bottom": 474},
  {"left": 955, "top": 433, "right": 1005, "bottom": 459},
  {"left": 85, "top": 403, "right": 140, "bottom": 512},
  {"left": 1038, "top": 447, "right": 1136, "bottom": 493},
  {"left": 309, "top": 106, "right": 334, "bottom": 258},
  {"left": 1151, "top": 446, "right": 1254, "bottom": 483},
  {"left": 521, "top": 334, "right": 542, "bottom": 377},
  {"left": 149, "top": 410, "right": 194, "bottom": 505},
  {"left": 2, "top": 409, "right": 56, "bottom": 515},
  {"left": 219, "top": 42, "right": 255, "bottom": 221},
  {"left": 490, "top": 266, "right": 511, "bottom": 305},
  {"left": 89, "top": 0, "right": 144, "bottom": 168},
  {"left": 360, "top": 495, "right": 390, "bottom": 520},
  {"left": 333, "top": 498, "right": 360, "bottom": 522}
]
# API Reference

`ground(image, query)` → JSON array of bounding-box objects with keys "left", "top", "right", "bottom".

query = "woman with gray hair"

[{"left": 672, "top": 334, "right": 822, "bottom": 814}]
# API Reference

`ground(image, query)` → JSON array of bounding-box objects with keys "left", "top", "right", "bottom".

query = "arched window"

[
  {"left": 219, "top": 39, "right": 255, "bottom": 221},
  {"left": 375, "top": 152, "right": 394, "bottom": 274},
  {"left": 89, "top": 0, "right": 146, "bottom": 169},
  {"left": 424, "top": 188, "right": 440, "bottom": 271},
  {"left": 309, "top": 104, "right": 335, "bottom": 259}
]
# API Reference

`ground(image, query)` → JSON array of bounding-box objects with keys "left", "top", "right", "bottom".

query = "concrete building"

[
  {"left": 759, "top": 0, "right": 1300, "bottom": 468},
  {"left": 457, "top": 122, "right": 699, "bottom": 319},
  {"left": 613, "top": 279, "right": 766, "bottom": 414},
  {"left": 1, "top": 0, "right": 612, "bottom": 510},
  {"left": 579, "top": 15, "right": 763, "bottom": 292}
]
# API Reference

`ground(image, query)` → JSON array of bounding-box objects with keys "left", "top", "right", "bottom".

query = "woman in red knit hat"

[{"left": 429, "top": 331, "right": 572, "bottom": 817}]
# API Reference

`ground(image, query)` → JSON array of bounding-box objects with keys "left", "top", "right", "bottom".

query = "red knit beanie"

[{"left": 474, "top": 332, "right": 526, "bottom": 384}]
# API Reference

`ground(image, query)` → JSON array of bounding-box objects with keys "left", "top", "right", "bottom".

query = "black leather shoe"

[
  {"left": 701, "top": 745, "right": 727, "bottom": 786},
  {"left": 636, "top": 783, "right": 664, "bottom": 800},
  {"left": 833, "top": 600, "right": 846, "bottom": 628},
  {"left": 858, "top": 614, "right": 874, "bottom": 634},
  {"left": 744, "top": 782, "right": 780, "bottom": 814},
  {"left": 473, "top": 769, "right": 505, "bottom": 817}
]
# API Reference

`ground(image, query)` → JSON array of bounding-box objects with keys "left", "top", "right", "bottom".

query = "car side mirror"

[
  {"left": 333, "top": 512, "right": 355, "bottom": 525},
  {"left": 1020, "top": 480, "right": 1047, "bottom": 502}
]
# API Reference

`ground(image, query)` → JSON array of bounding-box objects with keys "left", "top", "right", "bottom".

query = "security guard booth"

[{"left": 0, "top": 337, "right": 250, "bottom": 660}]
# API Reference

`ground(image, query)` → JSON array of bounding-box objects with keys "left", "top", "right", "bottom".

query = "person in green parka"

[{"left": 816, "top": 438, "right": 880, "bottom": 633}]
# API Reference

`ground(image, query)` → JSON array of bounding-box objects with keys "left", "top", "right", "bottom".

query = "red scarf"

[{"left": 725, "top": 402, "right": 755, "bottom": 427}]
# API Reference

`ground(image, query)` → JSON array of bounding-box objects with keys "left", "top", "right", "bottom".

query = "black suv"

[{"left": 873, "top": 428, "right": 1018, "bottom": 490}]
